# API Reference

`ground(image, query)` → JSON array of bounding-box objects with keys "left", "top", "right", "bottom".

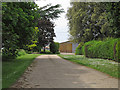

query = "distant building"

[{"left": 59, "top": 41, "right": 79, "bottom": 53}]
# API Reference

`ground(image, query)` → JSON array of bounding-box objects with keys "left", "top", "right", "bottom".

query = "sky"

[{"left": 35, "top": 0, "right": 71, "bottom": 43}]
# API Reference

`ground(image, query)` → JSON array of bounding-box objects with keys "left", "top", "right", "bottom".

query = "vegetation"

[
  {"left": 82, "top": 38, "right": 120, "bottom": 62},
  {"left": 58, "top": 54, "right": 119, "bottom": 78},
  {"left": 75, "top": 42, "right": 84, "bottom": 55},
  {"left": 36, "top": 4, "right": 64, "bottom": 52},
  {"left": 40, "top": 49, "right": 52, "bottom": 54},
  {"left": 37, "top": 19, "right": 55, "bottom": 52},
  {"left": 2, "top": 2, "right": 40, "bottom": 59},
  {"left": 2, "top": 54, "right": 40, "bottom": 88},
  {"left": 50, "top": 42, "right": 60, "bottom": 54},
  {"left": 2, "top": 2, "right": 64, "bottom": 88},
  {"left": 17, "top": 49, "right": 26, "bottom": 56},
  {"left": 2, "top": 2, "right": 64, "bottom": 59},
  {"left": 66, "top": 2, "right": 120, "bottom": 42},
  {"left": 67, "top": 2, "right": 120, "bottom": 62}
]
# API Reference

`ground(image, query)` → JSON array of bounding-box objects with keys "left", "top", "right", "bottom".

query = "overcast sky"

[{"left": 35, "top": 0, "right": 71, "bottom": 43}]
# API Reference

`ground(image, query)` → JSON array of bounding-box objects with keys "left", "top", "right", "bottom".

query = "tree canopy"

[
  {"left": 66, "top": 2, "right": 120, "bottom": 43},
  {"left": 2, "top": 2, "right": 64, "bottom": 58}
]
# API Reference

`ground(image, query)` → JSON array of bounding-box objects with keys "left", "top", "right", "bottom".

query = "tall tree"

[
  {"left": 36, "top": 4, "right": 64, "bottom": 52},
  {"left": 66, "top": 2, "right": 120, "bottom": 43},
  {"left": 2, "top": 2, "right": 64, "bottom": 58},
  {"left": 37, "top": 18, "right": 55, "bottom": 52},
  {"left": 2, "top": 2, "right": 40, "bottom": 58}
]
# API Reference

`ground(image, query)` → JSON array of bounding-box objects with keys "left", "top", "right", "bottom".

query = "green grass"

[
  {"left": 2, "top": 54, "right": 40, "bottom": 88},
  {"left": 58, "top": 54, "right": 119, "bottom": 78}
]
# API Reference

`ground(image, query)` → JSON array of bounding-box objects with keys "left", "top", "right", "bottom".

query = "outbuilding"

[{"left": 59, "top": 41, "right": 79, "bottom": 53}]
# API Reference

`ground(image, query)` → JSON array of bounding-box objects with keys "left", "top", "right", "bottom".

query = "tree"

[
  {"left": 37, "top": 18, "right": 55, "bottom": 52},
  {"left": 2, "top": 2, "right": 40, "bottom": 58},
  {"left": 36, "top": 4, "right": 64, "bottom": 52},
  {"left": 2, "top": 2, "right": 64, "bottom": 58},
  {"left": 105, "top": 2, "right": 120, "bottom": 38},
  {"left": 38, "top": 4, "right": 64, "bottom": 20},
  {"left": 66, "top": 2, "right": 120, "bottom": 43}
]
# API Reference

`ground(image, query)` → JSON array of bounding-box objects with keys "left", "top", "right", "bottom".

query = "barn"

[{"left": 59, "top": 41, "right": 79, "bottom": 53}]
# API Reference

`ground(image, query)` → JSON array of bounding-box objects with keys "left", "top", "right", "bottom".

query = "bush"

[
  {"left": 25, "top": 50, "right": 32, "bottom": 54},
  {"left": 75, "top": 42, "right": 84, "bottom": 55},
  {"left": 17, "top": 49, "right": 26, "bottom": 56},
  {"left": 82, "top": 38, "right": 120, "bottom": 62},
  {"left": 50, "top": 42, "right": 60, "bottom": 54},
  {"left": 2, "top": 48, "right": 18, "bottom": 60}
]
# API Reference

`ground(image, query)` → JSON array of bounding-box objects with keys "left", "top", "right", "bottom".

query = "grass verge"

[
  {"left": 2, "top": 54, "right": 40, "bottom": 88},
  {"left": 58, "top": 54, "right": 119, "bottom": 78}
]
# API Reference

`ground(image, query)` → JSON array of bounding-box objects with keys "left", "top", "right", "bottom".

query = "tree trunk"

[{"left": 43, "top": 46, "right": 45, "bottom": 53}]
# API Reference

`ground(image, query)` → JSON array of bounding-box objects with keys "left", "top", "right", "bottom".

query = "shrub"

[
  {"left": 17, "top": 49, "right": 26, "bottom": 56},
  {"left": 50, "top": 42, "right": 60, "bottom": 54},
  {"left": 75, "top": 42, "right": 84, "bottom": 55},
  {"left": 25, "top": 50, "right": 32, "bottom": 54},
  {"left": 82, "top": 38, "right": 120, "bottom": 62},
  {"left": 2, "top": 48, "right": 18, "bottom": 60}
]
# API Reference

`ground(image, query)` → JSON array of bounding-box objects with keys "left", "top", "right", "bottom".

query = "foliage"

[
  {"left": 40, "top": 50, "right": 52, "bottom": 54},
  {"left": 37, "top": 4, "right": 64, "bottom": 51},
  {"left": 2, "top": 2, "right": 64, "bottom": 59},
  {"left": 37, "top": 19, "right": 55, "bottom": 51},
  {"left": 75, "top": 42, "right": 84, "bottom": 55},
  {"left": 82, "top": 38, "right": 119, "bottom": 62},
  {"left": 2, "top": 2, "right": 40, "bottom": 59},
  {"left": 17, "top": 49, "right": 26, "bottom": 56},
  {"left": 27, "top": 40, "right": 37, "bottom": 50},
  {"left": 2, "top": 54, "right": 40, "bottom": 88},
  {"left": 38, "top": 4, "right": 64, "bottom": 20},
  {"left": 105, "top": 3, "right": 120, "bottom": 38},
  {"left": 50, "top": 42, "right": 60, "bottom": 54},
  {"left": 58, "top": 54, "right": 119, "bottom": 78},
  {"left": 66, "top": 2, "right": 120, "bottom": 43}
]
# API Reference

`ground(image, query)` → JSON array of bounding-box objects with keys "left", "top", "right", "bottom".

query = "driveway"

[
  {"left": 60, "top": 53, "right": 75, "bottom": 55},
  {"left": 11, "top": 55, "right": 118, "bottom": 88}
]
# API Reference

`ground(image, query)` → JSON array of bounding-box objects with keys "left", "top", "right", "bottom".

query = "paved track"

[{"left": 11, "top": 55, "right": 118, "bottom": 88}]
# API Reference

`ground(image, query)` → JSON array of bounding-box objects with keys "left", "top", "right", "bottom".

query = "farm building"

[{"left": 59, "top": 41, "right": 79, "bottom": 53}]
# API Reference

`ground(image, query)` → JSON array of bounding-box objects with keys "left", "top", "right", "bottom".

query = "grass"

[
  {"left": 58, "top": 54, "right": 119, "bottom": 78},
  {"left": 2, "top": 54, "right": 40, "bottom": 88}
]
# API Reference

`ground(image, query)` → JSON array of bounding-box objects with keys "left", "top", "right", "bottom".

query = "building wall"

[
  {"left": 59, "top": 42, "right": 72, "bottom": 53},
  {"left": 72, "top": 43, "right": 79, "bottom": 53},
  {"left": 60, "top": 41, "right": 79, "bottom": 53}
]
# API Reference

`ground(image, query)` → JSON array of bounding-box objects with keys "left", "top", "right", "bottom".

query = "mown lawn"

[
  {"left": 2, "top": 54, "right": 40, "bottom": 88},
  {"left": 58, "top": 54, "right": 119, "bottom": 78}
]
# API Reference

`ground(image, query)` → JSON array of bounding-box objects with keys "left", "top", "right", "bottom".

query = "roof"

[{"left": 60, "top": 41, "right": 72, "bottom": 44}]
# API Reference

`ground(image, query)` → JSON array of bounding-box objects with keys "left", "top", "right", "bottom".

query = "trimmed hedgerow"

[
  {"left": 82, "top": 38, "right": 120, "bottom": 62},
  {"left": 75, "top": 42, "right": 84, "bottom": 55},
  {"left": 82, "top": 40, "right": 98, "bottom": 57}
]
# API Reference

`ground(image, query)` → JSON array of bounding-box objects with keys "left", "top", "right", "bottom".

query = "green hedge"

[
  {"left": 82, "top": 38, "right": 120, "bottom": 62},
  {"left": 75, "top": 42, "right": 84, "bottom": 55},
  {"left": 50, "top": 42, "right": 60, "bottom": 54}
]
